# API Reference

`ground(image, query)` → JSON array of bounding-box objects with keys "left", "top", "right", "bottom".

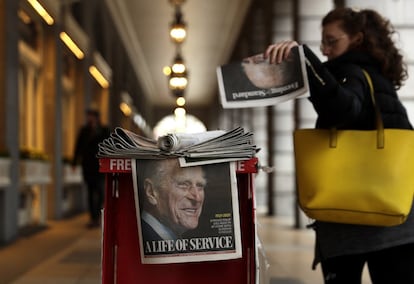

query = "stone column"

[{"left": 0, "top": 0, "right": 19, "bottom": 243}]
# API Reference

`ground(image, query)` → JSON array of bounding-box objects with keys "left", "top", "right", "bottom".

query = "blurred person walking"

[{"left": 73, "top": 108, "right": 110, "bottom": 228}]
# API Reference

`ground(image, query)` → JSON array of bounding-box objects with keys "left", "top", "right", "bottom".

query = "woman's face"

[{"left": 320, "top": 20, "right": 356, "bottom": 60}]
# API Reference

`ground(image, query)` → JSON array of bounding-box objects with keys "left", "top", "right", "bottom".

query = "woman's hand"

[{"left": 264, "top": 41, "right": 299, "bottom": 64}]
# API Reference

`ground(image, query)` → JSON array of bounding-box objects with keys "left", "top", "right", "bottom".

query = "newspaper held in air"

[
  {"left": 98, "top": 126, "right": 258, "bottom": 166},
  {"left": 217, "top": 45, "right": 309, "bottom": 108}
]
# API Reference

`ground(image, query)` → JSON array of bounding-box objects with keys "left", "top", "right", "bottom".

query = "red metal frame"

[{"left": 100, "top": 158, "right": 258, "bottom": 284}]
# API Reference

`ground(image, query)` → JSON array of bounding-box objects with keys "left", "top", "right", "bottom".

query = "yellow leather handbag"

[{"left": 294, "top": 70, "right": 414, "bottom": 226}]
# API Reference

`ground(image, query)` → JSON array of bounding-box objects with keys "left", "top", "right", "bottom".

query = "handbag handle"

[{"left": 330, "top": 69, "right": 385, "bottom": 149}]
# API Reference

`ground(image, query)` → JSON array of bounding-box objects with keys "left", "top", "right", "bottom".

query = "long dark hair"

[{"left": 322, "top": 8, "right": 407, "bottom": 89}]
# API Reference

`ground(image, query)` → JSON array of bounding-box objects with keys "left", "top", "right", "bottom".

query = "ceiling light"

[
  {"left": 169, "top": 6, "right": 187, "bottom": 43},
  {"left": 89, "top": 65, "right": 109, "bottom": 88},
  {"left": 174, "top": 107, "right": 186, "bottom": 117},
  {"left": 119, "top": 102, "right": 132, "bottom": 117},
  {"left": 169, "top": 74, "right": 188, "bottom": 89},
  {"left": 27, "top": 0, "right": 54, "bottom": 25},
  {"left": 166, "top": 0, "right": 188, "bottom": 99},
  {"left": 172, "top": 61, "right": 186, "bottom": 74},
  {"left": 169, "top": 76, "right": 188, "bottom": 92},
  {"left": 168, "top": 53, "right": 188, "bottom": 96},
  {"left": 163, "top": 66, "right": 172, "bottom": 76},
  {"left": 171, "top": 53, "right": 186, "bottom": 74},
  {"left": 60, "top": 31, "right": 84, "bottom": 59},
  {"left": 176, "top": 97, "right": 186, "bottom": 106}
]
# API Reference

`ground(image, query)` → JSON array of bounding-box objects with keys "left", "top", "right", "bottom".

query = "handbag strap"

[
  {"left": 362, "top": 69, "right": 384, "bottom": 149},
  {"left": 330, "top": 70, "right": 385, "bottom": 149}
]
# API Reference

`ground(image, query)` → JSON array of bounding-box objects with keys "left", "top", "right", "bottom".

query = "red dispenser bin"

[{"left": 100, "top": 157, "right": 258, "bottom": 284}]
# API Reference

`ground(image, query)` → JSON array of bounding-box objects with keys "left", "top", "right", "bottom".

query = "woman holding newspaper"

[{"left": 264, "top": 7, "right": 414, "bottom": 283}]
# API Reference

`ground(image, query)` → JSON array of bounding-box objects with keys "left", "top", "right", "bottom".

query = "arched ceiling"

[{"left": 105, "top": 0, "right": 252, "bottom": 108}]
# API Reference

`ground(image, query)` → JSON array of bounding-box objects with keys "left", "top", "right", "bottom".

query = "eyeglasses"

[{"left": 320, "top": 35, "right": 347, "bottom": 51}]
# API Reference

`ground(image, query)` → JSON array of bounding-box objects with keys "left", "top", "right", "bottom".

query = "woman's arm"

[{"left": 265, "top": 41, "right": 370, "bottom": 128}]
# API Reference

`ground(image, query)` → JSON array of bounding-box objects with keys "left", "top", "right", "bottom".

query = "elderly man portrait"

[{"left": 138, "top": 158, "right": 207, "bottom": 241}]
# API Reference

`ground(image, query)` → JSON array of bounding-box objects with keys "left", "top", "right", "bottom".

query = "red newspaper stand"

[{"left": 100, "top": 157, "right": 258, "bottom": 284}]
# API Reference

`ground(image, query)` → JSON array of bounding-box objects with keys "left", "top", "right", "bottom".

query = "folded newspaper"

[{"left": 98, "top": 127, "right": 258, "bottom": 166}]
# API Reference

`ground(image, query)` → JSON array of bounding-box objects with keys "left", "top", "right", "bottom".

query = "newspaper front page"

[
  {"left": 132, "top": 159, "right": 242, "bottom": 264},
  {"left": 217, "top": 45, "right": 309, "bottom": 108}
]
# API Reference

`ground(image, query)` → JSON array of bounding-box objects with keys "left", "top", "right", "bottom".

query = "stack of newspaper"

[{"left": 98, "top": 127, "right": 257, "bottom": 166}]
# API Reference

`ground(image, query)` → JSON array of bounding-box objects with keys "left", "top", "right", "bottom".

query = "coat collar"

[{"left": 323, "top": 50, "right": 380, "bottom": 71}]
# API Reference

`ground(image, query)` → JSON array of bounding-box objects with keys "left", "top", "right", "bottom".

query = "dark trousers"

[
  {"left": 321, "top": 243, "right": 414, "bottom": 284},
  {"left": 84, "top": 172, "right": 105, "bottom": 223}
]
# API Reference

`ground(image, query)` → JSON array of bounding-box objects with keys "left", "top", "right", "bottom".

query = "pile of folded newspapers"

[{"left": 98, "top": 127, "right": 258, "bottom": 166}]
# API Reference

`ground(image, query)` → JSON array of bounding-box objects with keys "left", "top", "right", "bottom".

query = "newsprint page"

[
  {"left": 132, "top": 159, "right": 242, "bottom": 264},
  {"left": 217, "top": 45, "right": 309, "bottom": 108}
]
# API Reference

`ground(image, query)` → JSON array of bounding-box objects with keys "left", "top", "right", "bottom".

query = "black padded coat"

[{"left": 302, "top": 44, "right": 414, "bottom": 267}]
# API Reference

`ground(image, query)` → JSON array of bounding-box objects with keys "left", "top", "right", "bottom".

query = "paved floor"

[
  {"left": 0, "top": 213, "right": 371, "bottom": 284},
  {"left": 0, "top": 214, "right": 101, "bottom": 284}
]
